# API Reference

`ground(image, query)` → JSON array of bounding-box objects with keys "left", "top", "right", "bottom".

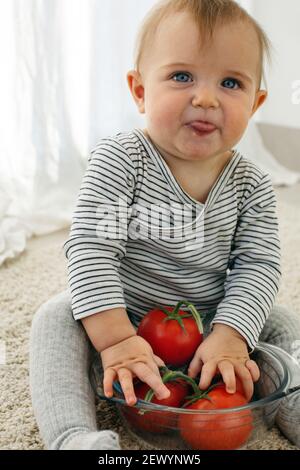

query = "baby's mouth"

[
  {"left": 188, "top": 120, "right": 217, "bottom": 132},
  {"left": 185, "top": 122, "right": 217, "bottom": 136}
]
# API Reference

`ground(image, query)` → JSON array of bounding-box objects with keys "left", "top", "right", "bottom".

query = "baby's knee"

[
  {"left": 31, "top": 290, "right": 74, "bottom": 333},
  {"left": 260, "top": 304, "right": 300, "bottom": 357},
  {"left": 269, "top": 305, "right": 300, "bottom": 334}
]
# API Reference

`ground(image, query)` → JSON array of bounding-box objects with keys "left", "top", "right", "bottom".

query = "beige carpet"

[{"left": 0, "top": 191, "right": 299, "bottom": 450}]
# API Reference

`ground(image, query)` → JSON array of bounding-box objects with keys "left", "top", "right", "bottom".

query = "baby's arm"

[
  {"left": 64, "top": 138, "right": 170, "bottom": 406},
  {"left": 188, "top": 173, "right": 281, "bottom": 400},
  {"left": 81, "top": 306, "right": 136, "bottom": 352},
  {"left": 81, "top": 308, "right": 170, "bottom": 406},
  {"left": 209, "top": 173, "right": 282, "bottom": 352},
  {"left": 188, "top": 323, "right": 259, "bottom": 401}
]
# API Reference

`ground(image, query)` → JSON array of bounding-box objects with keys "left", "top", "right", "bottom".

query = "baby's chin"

[{"left": 145, "top": 126, "right": 230, "bottom": 160}]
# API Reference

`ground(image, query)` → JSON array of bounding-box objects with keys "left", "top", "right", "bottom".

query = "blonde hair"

[{"left": 133, "top": 0, "right": 273, "bottom": 90}]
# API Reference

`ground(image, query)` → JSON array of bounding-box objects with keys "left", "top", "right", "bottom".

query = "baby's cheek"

[
  {"left": 151, "top": 107, "right": 174, "bottom": 128},
  {"left": 223, "top": 115, "right": 248, "bottom": 143},
  {"left": 146, "top": 112, "right": 175, "bottom": 141}
]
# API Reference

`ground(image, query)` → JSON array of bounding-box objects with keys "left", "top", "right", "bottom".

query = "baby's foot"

[
  {"left": 60, "top": 430, "right": 121, "bottom": 450},
  {"left": 276, "top": 391, "right": 300, "bottom": 448}
]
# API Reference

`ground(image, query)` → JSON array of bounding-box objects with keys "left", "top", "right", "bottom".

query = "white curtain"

[{"left": 0, "top": 0, "right": 299, "bottom": 265}]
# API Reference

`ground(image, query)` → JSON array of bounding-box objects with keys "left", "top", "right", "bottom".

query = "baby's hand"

[
  {"left": 100, "top": 335, "right": 170, "bottom": 406},
  {"left": 188, "top": 324, "right": 260, "bottom": 401}
]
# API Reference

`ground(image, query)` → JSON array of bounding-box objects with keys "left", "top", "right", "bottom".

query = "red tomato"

[
  {"left": 137, "top": 301, "right": 203, "bottom": 367},
  {"left": 213, "top": 375, "right": 250, "bottom": 400},
  {"left": 179, "top": 387, "right": 253, "bottom": 450},
  {"left": 123, "top": 379, "right": 190, "bottom": 434}
]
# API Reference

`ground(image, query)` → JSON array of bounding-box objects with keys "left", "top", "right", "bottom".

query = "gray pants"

[{"left": 29, "top": 290, "right": 300, "bottom": 449}]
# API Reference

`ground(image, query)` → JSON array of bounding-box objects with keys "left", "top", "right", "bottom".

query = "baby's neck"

[{"left": 142, "top": 128, "right": 234, "bottom": 204}]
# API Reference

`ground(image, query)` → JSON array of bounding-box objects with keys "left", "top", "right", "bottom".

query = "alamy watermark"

[{"left": 94, "top": 196, "right": 205, "bottom": 252}]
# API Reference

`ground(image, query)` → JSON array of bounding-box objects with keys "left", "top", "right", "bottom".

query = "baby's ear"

[
  {"left": 251, "top": 89, "right": 268, "bottom": 116},
  {"left": 126, "top": 70, "right": 145, "bottom": 113},
  {"left": 126, "top": 69, "right": 140, "bottom": 88}
]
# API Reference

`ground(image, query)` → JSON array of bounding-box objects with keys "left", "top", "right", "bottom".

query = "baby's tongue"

[{"left": 190, "top": 121, "right": 216, "bottom": 132}]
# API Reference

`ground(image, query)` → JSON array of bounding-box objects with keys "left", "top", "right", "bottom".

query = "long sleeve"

[
  {"left": 211, "top": 173, "right": 282, "bottom": 351},
  {"left": 63, "top": 138, "right": 136, "bottom": 320}
]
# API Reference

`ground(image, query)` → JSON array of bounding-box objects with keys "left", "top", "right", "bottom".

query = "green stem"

[
  {"left": 143, "top": 368, "right": 200, "bottom": 403},
  {"left": 161, "top": 300, "right": 204, "bottom": 335},
  {"left": 182, "top": 382, "right": 221, "bottom": 407},
  {"left": 159, "top": 306, "right": 173, "bottom": 316},
  {"left": 173, "top": 301, "right": 182, "bottom": 316}
]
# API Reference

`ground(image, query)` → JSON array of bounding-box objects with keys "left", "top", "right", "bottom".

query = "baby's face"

[{"left": 128, "top": 12, "right": 267, "bottom": 163}]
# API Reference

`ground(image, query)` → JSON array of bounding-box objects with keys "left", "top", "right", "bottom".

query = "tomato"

[
  {"left": 213, "top": 375, "right": 250, "bottom": 400},
  {"left": 124, "top": 378, "right": 190, "bottom": 434},
  {"left": 119, "top": 368, "right": 199, "bottom": 435},
  {"left": 137, "top": 300, "right": 203, "bottom": 367},
  {"left": 179, "top": 387, "right": 253, "bottom": 450}
]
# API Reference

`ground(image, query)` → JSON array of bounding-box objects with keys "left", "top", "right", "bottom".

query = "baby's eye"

[
  {"left": 171, "top": 72, "right": 192, "bottom": 83},
  {"left": 222, "top": 78, "right": 242, "bottom": 90}
]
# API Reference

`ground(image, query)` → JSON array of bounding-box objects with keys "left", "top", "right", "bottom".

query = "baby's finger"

[
  {"left": 145, "top": 355, "right": 165, "bottom": 380},
  {"left": 188, "top": 356, "right": 203, "bottom": 379},
  {"left": 199, "top": 361, "right": 217, "bottom": 390},
  {"left": 132, "top": 362, "right": 170, "bottom": 400},
  {"left": 148, "top": 362, "right": 164, "bottom": 383},
  {"left": 103, "top": 368, "right": 117, "bottom": 398},
  {"left": 151, "top": 355, "right": 169, "bottom": 381},
  {"left": 153, "top": 354, "right": 166, "bottom": 369},
  {"left": 217, "top": 360, "right": 236, "bottom": 393},
  {"left": 245, "top": 359, "right": 260, "bottom": 382},
  {"left": 235, "top": 364, "right": 254, "bottom": 401},
  {"left": 118, "top": 368, "right": 136, "bottom": 406}
]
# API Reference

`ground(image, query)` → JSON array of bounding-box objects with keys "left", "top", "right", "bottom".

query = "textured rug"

[{"left": 0, "top": 194, "right": 299, "bottom": 450}]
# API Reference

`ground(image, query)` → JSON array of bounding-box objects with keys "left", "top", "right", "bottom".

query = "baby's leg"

[
  {"left": 29, "top": 290, "right": 120, "bottom": 450},
  {"left": 259, "top": 304, "right": 300, "bottom": 448}
]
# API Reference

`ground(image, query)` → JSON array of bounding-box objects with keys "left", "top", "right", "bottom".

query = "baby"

[{"left": 29, "top": 0, "right": 300, "bottom": 450}]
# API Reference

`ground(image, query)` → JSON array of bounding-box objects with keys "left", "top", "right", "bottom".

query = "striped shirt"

[{"left": 63, "top": 128, "right": 282, "bottom": 350}]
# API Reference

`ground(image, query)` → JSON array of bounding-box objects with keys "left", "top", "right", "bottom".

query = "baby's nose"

[{"left": 192, "top": 86, "right": 219, "bottom": 109}]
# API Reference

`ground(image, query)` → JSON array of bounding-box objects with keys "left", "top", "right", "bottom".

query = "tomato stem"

[
  {"left": 160, "top": 300, "right": 204, "bottom": 335},
  {"left": 143, "top": 368, "right": 200, "bottom": 403},
  {"left": 159, "top": 306, "right": 173, "bottom": 316},
  {"left": 182, "top": 382, "right": 220, "bottom": 407}
]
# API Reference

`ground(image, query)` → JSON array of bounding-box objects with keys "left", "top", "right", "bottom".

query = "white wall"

[{"left": 252, "top": 0, "right": 300, "bottom": 128}]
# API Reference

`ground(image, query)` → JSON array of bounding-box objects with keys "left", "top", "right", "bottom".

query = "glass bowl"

[{"left": 89, "top": 342, "right": 300, "bottom": 450}]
